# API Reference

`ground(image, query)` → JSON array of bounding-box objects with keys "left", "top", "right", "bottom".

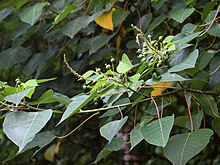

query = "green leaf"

[
  {"left": 147, "top": 15, "right": 166, "bottom": 31},
  {"left": 30, "top": 89, "right": 55, "bottom": 105},
  {"left": 4, "top": 88, "right": 33, "bottom": 106},
  {"left": 116, "top": 54, "right": 133, "bottom": 74},
  {"left": 0, "top": 8, "right": 13, "bottom": 22},
  {"left": 53, "top": 5, "right": 74, "bottom": 25},
  {"left": 100, "top": 116, "right": 128, "bottom": 143},
  {"left": 62, "top": 12, "right": 102, "bottom": 38},
  {"left": 89, "top": 34, "right": 115, "bottom": 55},
  {"left": 146, "top": 73, "right": 189, "bottom": 85},
  {"left": 196, "top": 95, "right": 218, "bottom": 118},
  {"left": 94, "top": 147, "right": 111, "bottom": 163},
  {"left": 82, "top": 70, "right": 94, "bottom": 79},
  {"left": 106, "top": 137, "right": 125, "bottom": 151},
  {"left": 0, "top": 47, "right": 31, "bottom": 69},
  {"left": 164, "top": 129, "right": 213, "bottom": 165},
  {"left": 169, "top": 47, "right": 191, "bottom": 67},
  {"left": 198, "top": 51, "right": 215, "bottom": 70},
  {"left": 169, "top": 8, "right": 194, "bottom": 23},
  {"left": 0, "top": 0, "right": 17, "bottom": 10},
  {"left": 129, "top": 73, "right": 141, "bottom": 83},
  {"left": 140, "top": 115, "right": 174, "bottom": 147},
  {"left": 202, "top": 0, "right": 218, "bottom": 20},
  {"left": 130, "top": 124, "right": 144, "bottom": 150},
  {"left": 168, "top": 49, "right": 199, "bottom": 73},
  {"left": 21, "top": 131, "right": 56, "bottom": 155},
  {"left": 20, "top": 2, "right": 50, "bottom": 26},
  {"left": 212, "top": 119, "right": 220, "bottom": 137},
  {"left": 176, "top": 32, "right": 201, "bottom": 48},
  {"left": 57, "top": 92, "right": 96, "bottom": 125},
  {"left": 3, "top": 109, "right": 53, "bottom": 153},
  {"left": 185, "top": 111, "right": 203, "bottom": 130}
]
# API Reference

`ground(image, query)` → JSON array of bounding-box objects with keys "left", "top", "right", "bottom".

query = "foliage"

[{"left": 0, "top": 0, "right": 220, "bottom": 164}]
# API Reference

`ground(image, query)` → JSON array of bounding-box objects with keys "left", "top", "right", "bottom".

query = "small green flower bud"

[
  {"left": 159, "top": 36, "right": 163, "bottom": 40},
  {"left": 141, "top": 58, "right": 146, "bottom": 62},
  {"left": 110, "top": 58, "right": 115, "bottom": 63},
  {"left": 96, "top": 68, "right": 101, "bottom": 73},
  {"left": 83, "top": 84, "right": 87, "bottom": 89},
  {"left": 105, "top": 64, "right": 111, "bottom": 70},
  {"left": 137, "top": 49, "right": 142, "bottom": 53},
  {"left": 147, "top": 35, "right": 152, "bottom": 38}
]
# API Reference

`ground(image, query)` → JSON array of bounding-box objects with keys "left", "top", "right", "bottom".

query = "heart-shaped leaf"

[
  {"left": 4, "top": 88, "right": 33, "bottom": 106},
  {"left": 116, "top": 54, "right": 133, "bottom": 74},
  {"left": 100, "top": 116, "right": 128, "bottom": 142},
  {"left": 130, "top": 124, "right": 144, "bottom": 150},
  {"left": 140, "top": 115, "right": 174, "bottom": 147},
  {"left": 3, "top": 109, "right": 53, "bottom": 153},
  {"left": 57, "top": 93, "right": 96, "bottom": 125},
  {"left": 164, "top": 129, "right": 213, "bottom": 165},
  {"left": 170, "top": 8, "right": 194, "bottom": 23},
  {"left": 168, "top": 49, "right": 199, "bottom": 73},
  {"left": 20, "top": 2, "right": 50, "bottom": 26}
]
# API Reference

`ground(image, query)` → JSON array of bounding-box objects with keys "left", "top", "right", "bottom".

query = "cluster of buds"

[{"left": 132, "top": 24, "right": 175, "bottom": 68}]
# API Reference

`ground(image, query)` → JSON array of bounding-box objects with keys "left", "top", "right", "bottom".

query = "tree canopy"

[{"left": 0, "top": 0, "right": 219, "bottom": 164}]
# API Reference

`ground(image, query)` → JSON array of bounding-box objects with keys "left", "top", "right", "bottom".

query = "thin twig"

[
  {"left": 184, "top": 92, "right": 194, "bottom": 132},
  {"left": 57, "top": 112, "right": 99, "bottom": 139},
  {"left": 151, "top": 97, "right": 160, "bottom": 119},
  {"left": 200, "top": 7, "right": 220, "bottom": 36}
]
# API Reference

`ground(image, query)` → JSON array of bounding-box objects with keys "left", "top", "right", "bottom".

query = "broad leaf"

[
  {"left": 89, "top": 34, "right": 115, "bottom": 55},
  {"left": 146, "top": 73, "right": 189, "bottom": 85},
  {"left": 57, "top": 92, "right": 96, "bottom": 125},
  {"left": 106, "top": 137, "right": 125, "bottom": 151},
  {"left": 168, "top": 49, "right": 199, "bottom": 73},
  {"left": 116, "top": 54, "right": 133, "bottom": 74},
  {"left": 30, "top": 89, "right": 55, "bottom": 105},
  {"left": 0, "top": 47, "right": 31, "bottom": 69},
  {"left": 21, "top": 131, "right": 56, "bottom": 156},
  {"left": 185, "top": 111, "right": 203, "bottom": 131},
  {"left": 95, "top": 7, "right": 115, "bottom": 31},
  {"left": 176, "top": 32, "right": 201, "bottom": 48},
  {"left": 62, "top": 12, "right": 102, "bottom": 38},
  {"left": 130, "top": 124, "right": 144, "bottom": 150},
  {"left": 140, "top": 115, "right": 174, "bottom": 147},
  {"left": 209, "top": 53, "right": 220, "bottom": 88},
  {"left": 4, "top": 88, "right": 33, "bottom": 106},
  {"left": 202, "top": 0, "right": 218, "bottom": 20},
  {"left": 164, "top": 129, "right": 213, "bottom": 165},
  {"left": 0, "top": 8, "right": 13, "bottom": 22},
  {"left": 3, "top": 109, "right": 53, "bottom": 153},
  {"left": 100, "top": 116, "right": 128, "bottom": 142},
  {"left": 212, "top": 119, "right": 220, "bottom": 137},
  {"left": 147, "top": 15, "right": 166, "bottom": 31},
  {"left": 53, "top": 5, "right": 74, "bottom": 25},
  {"left": 170, "top": 8, "right": 194, "bottom": 23},
  {"left": 197, "top": 95, "right": 218, "bottom": 118},
  {"left": 20, "top": 2, "right": 50, "bottom": 26}
]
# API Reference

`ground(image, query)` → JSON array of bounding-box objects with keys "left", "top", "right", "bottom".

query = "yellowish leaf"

[
  {"left": 44, "top": 141, "right": 60, "bottom": 162},
  {"left": 95, "top": 7, "right": 115, "bottom": 31},
  {"left": 44, "top": 144, "right": 55, "bottom": 162},
  {"left": 151, "top": 82, "right": 172, "bottom": 96}
]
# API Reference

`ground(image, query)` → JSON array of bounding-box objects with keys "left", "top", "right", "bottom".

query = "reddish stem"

[
  {"left": 57, "top": 112, "right": 99, "bottom": 139},
  {"left": 151, "top": 97, "right": 160, "bottom": 119},
  {"left": 184, "top": 93, "right": 194, "bottom": 132}
]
